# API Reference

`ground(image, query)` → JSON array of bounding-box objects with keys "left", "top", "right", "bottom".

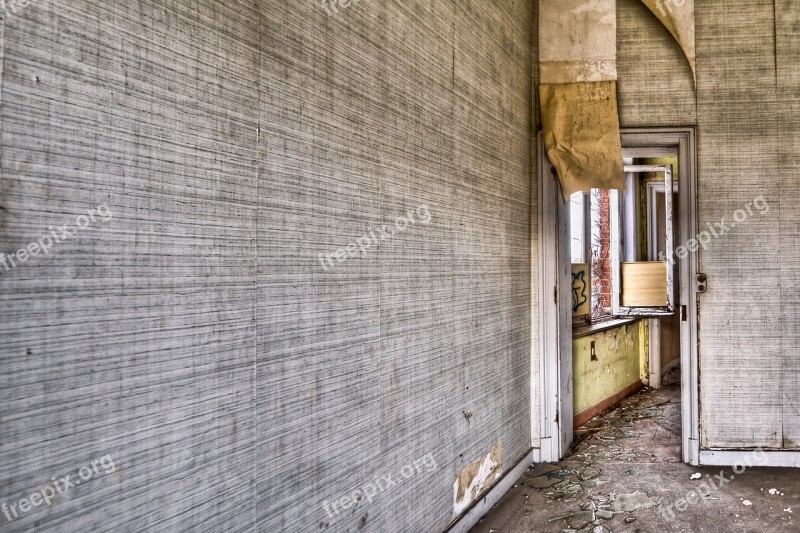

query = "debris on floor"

[
  {"left": 512, "top": 383, "right": 685, "bottom": 529},
  {"left": 470, "top": 370, "right": 799, "bottom": 533},
  {"left": 609, "top": 492, "right": 658, "bottom": 512},
  {"left": 565, "top": 510, "right": 594, "bottom": 529},
  {"left": 530, "top": 462, "right": 562, "bottom": 478}
]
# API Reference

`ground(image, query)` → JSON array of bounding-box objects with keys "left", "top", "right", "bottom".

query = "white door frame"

[
  {"left": 646, "top": 180, "right": 680, "bottom": 391},
  {"left": 536, "top": 128, "right": 700, "bottom": 465}
]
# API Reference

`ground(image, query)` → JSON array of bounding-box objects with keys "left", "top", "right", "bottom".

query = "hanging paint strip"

[{"left": 539, "top": 0, "right": 626, "bottom": 199}]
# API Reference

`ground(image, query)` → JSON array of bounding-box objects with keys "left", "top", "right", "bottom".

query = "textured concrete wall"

[
  {"left": 0, "top": 0, "right": 535, "bottom": 532},
  {"left": 617, "top": 0, "right": 799, "bottom": 450}
]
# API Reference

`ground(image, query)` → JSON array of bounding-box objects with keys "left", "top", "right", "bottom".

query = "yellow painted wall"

[{"left": 573, "top": 321, "right": 646, "bottom": 418}]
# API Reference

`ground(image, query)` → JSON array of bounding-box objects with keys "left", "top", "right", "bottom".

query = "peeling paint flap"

[
  {"left": 539, "top": 0, "right": 625, "bottom": 198},
  {"left": 540, "top": 81, "right": 626, "bottom": 199},
  {"left": 640, "top": 0, "right": 696, "bottom": 80}
]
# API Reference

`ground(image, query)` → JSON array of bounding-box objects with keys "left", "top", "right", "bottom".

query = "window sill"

[{"left": 573, "top": 317, "right": 640, "bottom": 338}]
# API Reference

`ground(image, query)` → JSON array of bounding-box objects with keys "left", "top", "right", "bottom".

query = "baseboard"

[
  {"left": 444, "top": 449, "right": 534, "bottom": 533},
  {"left": 699, "top": 450, "right": 800, "bottom": 468},
  {"left": 573, "top": 380, "right": 643, "bottom": 429}
]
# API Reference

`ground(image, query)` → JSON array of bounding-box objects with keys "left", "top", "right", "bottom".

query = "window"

[
  {"left": 590, "top": 189, "right": 613, "bottom": 319},
  {"left": 570, "top": 166, "right": 672, "bottom": 323},
  {"left": 609, "top": 165, "right": 675, "bottom": 316},
  {"left": 569, "top": 193, "right": 585, "bottom": 264},
  {"left": 569, "top": 189, "right": 614, "bottom": 322}
]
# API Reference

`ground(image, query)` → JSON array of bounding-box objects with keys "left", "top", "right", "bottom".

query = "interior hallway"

[{"left": 471, "top": 369, "right": 799, "bottom": 532}]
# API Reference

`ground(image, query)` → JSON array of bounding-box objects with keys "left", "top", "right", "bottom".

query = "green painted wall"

[{"left": 573, "top": 322, "right": 646, "bottom": 417}]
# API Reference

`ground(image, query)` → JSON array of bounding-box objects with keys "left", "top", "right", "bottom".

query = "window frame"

[{"left": 610, "top": 165, "right": 676, "bottom": 317}]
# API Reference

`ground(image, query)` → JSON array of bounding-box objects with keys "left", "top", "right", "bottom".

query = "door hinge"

[
  {"left": 554, "top": 285, "right": 558, "bottom": 305},
  {"left": 681, "top": 305, "right": 687, "bottom": 322}
]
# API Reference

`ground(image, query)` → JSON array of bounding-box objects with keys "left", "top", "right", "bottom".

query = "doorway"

[
  {"left": 647, "top": 178, "right": 681, "bottom": 389},
  {"left": 536, "top": 128, "right": 700, "bottom": 465}
]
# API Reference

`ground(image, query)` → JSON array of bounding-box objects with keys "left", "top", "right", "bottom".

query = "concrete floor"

[{"left": 470, "top": 370, "right": 799, "bottom": 532}]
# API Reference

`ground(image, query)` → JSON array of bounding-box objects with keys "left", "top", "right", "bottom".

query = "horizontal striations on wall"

[
  {"left": 452, "top": 0, "right": 533, "bottom": 517},
  {"left": 696, "top": 0, "right": 783, "bottom": 449},
  {"left": 258, "top": 0, "right": 533, "bottom": 532},
  {"left": 0, "top": 0, "right": 534, "bottom": 531},
  {"left": 616, "top": 0, "right": 696, "bottom": 128},
  {"left": 776, "top": 0, "right": 800, "bottom": 449},
  {"left": 530, "top": 0, "right": 541, "bottom": 460},
  {"left": 0, "top": 0, "right": 261, "bottom": 532}
]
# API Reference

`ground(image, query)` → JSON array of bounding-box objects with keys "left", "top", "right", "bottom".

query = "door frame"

[
  {"left": 536, "top": 138, "right": 573, "bottom": 462},
  {"left": 646, "top": 180, "right": 680, "bottom": 390},
  {"left": 536, "top": 128, "right": 700, "bottom": 465}
]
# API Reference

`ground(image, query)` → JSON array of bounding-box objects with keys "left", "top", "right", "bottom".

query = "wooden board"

[{"left": 621, "top": 262, "right": 668, "bottom": 307}]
